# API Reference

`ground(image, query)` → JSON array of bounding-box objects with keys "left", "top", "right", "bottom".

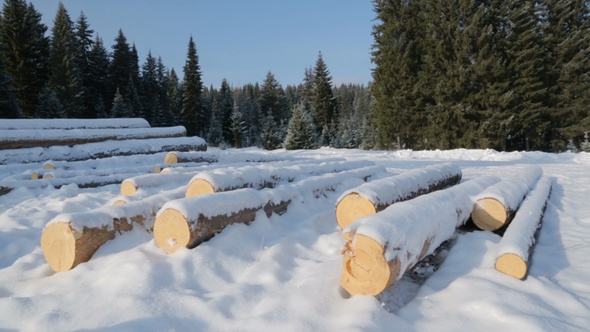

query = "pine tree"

[
  {"left": 181, "top": 36, "right": 207, "bottom": 136},
  {"left": 206, "top": 112, "right": 223, "bottom": 147},
  {"left": 141, "top": 50, "right": 159, "bottom": 124},
  {"left": 74, "top": 11, "right": 94, "bottom": 118},
  {"left": 49, "top": 2, "right": 84, "bottom": 118},
  {"left": 110, "top": 88, "right": 132, "bottom": 118},
  {"left": 312, "top": 52, "right": 338, "bottom": 139},
  {"left": 87, "top": 35, "right": 110, "bottom": 118},
  {"left": 36, "top": 85, "right": 65, "bottom": 118},
  {"left": 0, "top": 42, "right": 21, "bottom": 118},
  {"left": 167, "top": 68, "right": 182, "bottom": 124},
  {"left": 259, "top": 71, "right": 288, "bottom": 125},
  {"left": 109, "top": 29, "right": 132, "bottom": 104},
  {"left": 229, "top": 105, "right": 246, "bottom": 148},
  {"left": 213, "top": 79, "right": 233, "bottom": 144},
  {"left": 284, "top": 102, "right": 317, "bottom": 150},
  {"left": 260, "top": 110, "right": 282, "bottom": 150},
  {"left": 0, "top": 0, "right": 50, "bottom": 117}
]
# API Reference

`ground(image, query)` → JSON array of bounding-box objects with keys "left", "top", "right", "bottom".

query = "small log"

[
  {"left": 0, "top": 118, "right": 150, "bottom": 130},
  {"left": 40, "top": 186, "right": 186, "bottom": 272},
  {"left": 185, "top": 160, "right": 375, "bottom": 198},
  {"left": 340, "top": 175, "right": 500, "bottom": 296},
  {"left": 471, "top": 165, "right": 543, "bottom": 231},
  {"left": 336, "top": 163, "right": 462, "bottom": 229},
  {"left": 495, "top": 176, "right": 553, "bottom": 279},
  {"left": 154, "top": 165, "right": 385, "bottom": 253},
  {"left": 120, "top": 172, "right": 201, "bottom": 196},
  {"left": 163, "top": 151, "right": 218, "bottom": 164}
]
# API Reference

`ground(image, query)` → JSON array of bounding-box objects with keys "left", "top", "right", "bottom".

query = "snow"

[
  {"left": 0, "top": 118, "right": 150, "bottom": 130},
  {"left": 474, "top": 165, "right": 543, "bottom": 211},
  {"left": 1, "top": 145, "right": 590, "bottom": 331}
]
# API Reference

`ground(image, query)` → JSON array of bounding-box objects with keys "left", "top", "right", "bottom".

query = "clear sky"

[{"left": 27, "top": 0, "right": 376, "bottom": 88}]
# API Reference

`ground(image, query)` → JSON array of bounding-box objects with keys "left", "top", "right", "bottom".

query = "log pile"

[
  {"left": 495, "top": 176, "right": 553, "bottom": 279},
  {"left": 340, "top": 175, "right": 500, "bottom": 296},
  {"left": 335, "top": 163, "right": 462, "bottom": 229},
  {"left": 0, "top": 118, "right": 150, "bottom": 130}
]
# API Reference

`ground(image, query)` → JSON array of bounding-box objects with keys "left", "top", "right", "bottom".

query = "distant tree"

[
  {"left": 141, "top": 50, "right": 159, "bottom": 123},
  {"left": 36, "top": 85, "right": 65, "bottom": 118},
  {"left": 284, "top": 102, "right": 317, "bottom": 150},
  {"left": 0, "top": 42, "right": 21, "bottom": 118},
  {"left": 87, "top": 35, "right": 111, "bottom": 118},
  {"left": 74, "top": 11, "right": 94, "bottom": 118},
  {"left": 260, "top": 109, "right": 283, "bottom": 150},
  {"left": 109, "top": 29, "right": 132, "bottom": 104},
  {"left": 259, "top": 71, "right": 288, "bottom": 125},
  {"left": 0, "top": 0, "right": 50, "bottom": 117},
  {"left": 49, "top": 2, "right": 84, "bottom": 118},
  {"left": 312, "top": 52, "right": 338, "bottom": 138},
  {"left": 181, "top": 36, "right": 207, "bottom": 136},
  {"left": 206, "top": 112, "right": 223, "bottom": 147},
  {"left": 167, "top": 68, "right": 182, "bottom": 124},
  {"left": 213, "top": 79, "right": 233, "bottom": 143},
  {"left": 110, "top": 88, "right": 132, "bottom": 118},
  {"left": 229, "top": 105, "right": 246, "bottom": 148}
]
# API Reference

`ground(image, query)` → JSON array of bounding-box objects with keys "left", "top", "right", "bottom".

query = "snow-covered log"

[
  {"left": 335, "top": 163, "right": 462, "bottom": 229},
  {"left": 41, "top": 152, "right": 168, "bottom": 171},
  {"left": 340, "top": 175, "right": 501, "bottom": 296},
  {"left": 162, "top": 149, "right": 300, "bottom": 164},
  {"left": 185, "top": 160, "right": 375, "bottom": 197},
  {"left": 0, "top": 136, "right": 206, "bottom": 165},
  {"left": 0, "top": 126, "right": 187, "bottom": 150},
  {"left": 0, "top": 118, "right": 150, "bottom": 130},
  {"left": 163, "top": 151, "right": 219, "bottom": 164},
  {"left": 1, "top": 172, "right": 148, "bottom": 191},
  {"left": 495, "top": 176, "right": 553, "bottom": 279},
  {"left": 40, "top": 187, "right": 186, "bottom": 272},
  {"left": 471, "top": 165, "right": 543, "bottom": 231},
  {"left": 154, "top": 165, "right": 386, "bottom": 254},
  {"left": 120, "top": 172, "right": 202, "bottom": 196}
]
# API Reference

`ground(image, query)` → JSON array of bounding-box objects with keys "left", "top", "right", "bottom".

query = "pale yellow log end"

[
  {"left": 163, "top": 152, "right": 178, "bottom": 164},
  {"left": 471, "top": 198, "right": 507, "bottom": 231},
  {"left": 495, "top": 253, "right": 527, "bottom": 279},
  {"left": 336, "top": 193, "right": 377, "bottom": 229},
  {"left": 185, "top": 178, "right": 215, "bottom": 198},
  {"left": 120, "top": 180, "right": 138, "bottom": 196},
  {"left": 41, "top": 222, "right": 77, "bottom": 272},
  {"left": 154, "top": 208, "right": 191, "bottom": 254}
]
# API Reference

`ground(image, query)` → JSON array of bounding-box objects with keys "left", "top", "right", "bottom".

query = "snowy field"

[{"left": 1, "top": 146, "right": 589, "bottom": 331}]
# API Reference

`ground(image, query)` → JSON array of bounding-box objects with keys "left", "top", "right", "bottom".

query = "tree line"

[
  {"left": 0, "top": 0, "right": 374, "bottom": 150},
  {"left": 372, "top": 0, "right": 590, "bottom": 152}
]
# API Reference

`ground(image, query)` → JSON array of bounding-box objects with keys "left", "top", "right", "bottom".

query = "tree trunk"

[{"left": 336, "top": 163, "right": 462, "bottom": 229}]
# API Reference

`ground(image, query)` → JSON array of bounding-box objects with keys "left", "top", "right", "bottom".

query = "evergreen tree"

[
  {"left": 49, "top": 2, "right": 84, "bottom": 118},
  {"left": 0, "top": 42, "right": 21, "bottom": 118},
  {"left": 206, "top": 112, "right": 223, "bottom": 147},
  {"left": 0, "top": 0, "right": 50, "bottom": 117},
  {"left": 74, "top": 11, "right": 94, "bottom": 118},
  {"left": 87, "top": 35, "right": 110, "bottom": 118},
  {"left": 260, "top": 109, "right": 283, "bottom": 150},
  {"left": 167, "top": 68, "right": 182, "bottom": 124},
  {"left": 110, "top": 88, "right": 132, "bottom": 118},
  {"left": 312, "top": 52, "right": 338, "bottom": 138},
  {"left": 259, "top": 71, "right": 288, "bottom": 125},
  {"left": 229, "top": 105, "right": 246, "bottom": 148},
  {"left": 141, "top": 50, "right": 159, "bottom": 123},
  {"left": 157, "top": 56, "right": 174, "bottom": 126},
  {"left": 181, "top": 36, "right": 207, "bottom": 136},
  {"left": 36, "top": 85, "right": 65, "bottom": 118},
  {"left": 109, "top": 29, "right": 132, "bottom": 104},
  {"left": 284, "top": 102, "right": 317, "bottom": 150},
  {"left": 213, "top": 78, "right": 233, "bottom": 143}
]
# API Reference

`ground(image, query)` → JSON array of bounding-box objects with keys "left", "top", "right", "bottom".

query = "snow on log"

[
  {"left": 154, "top": 165, "right": 386, "bottom": 254},
  {"left": 495, "top": 176, "right": 553, "bottom": 279},
  {"left": 0, "top": 136, "right": 206, "bottom": 165},
  {"left": 41, "top": 186, "right": 186, "bottom": 272},
  {"left": 120, "top": 171, "right": 204, "bottom": 196},
  {"left": 335, "top": 163, "right": 462, "bottom": 229},
  {"left": 0, "top": 126, "right": 188, "bottom": 150},
  {"left": 40, "top": 152, "right": 169, "bottom": 172},
  {"left": 0, "top": 118, "right": 150, "bottom": 130},
  {"left": 471, "top": 165, "right": 543, "bottom": 231},
  {"left": 162, "top": 149, "right": 305, "bottom": 165},
  {"left": 185, "top": 160, "right": 375, "bottom": 198},
  {"left": 340, "top": 175, "right": 501, "bottom": 296},
  {"left": 1, "top": 172, "right": 149, "bottom": 191},
  {"left": 163, "top": 151, "right": 219, "bottom": 164}
]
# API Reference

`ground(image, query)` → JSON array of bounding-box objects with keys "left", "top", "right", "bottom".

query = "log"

[
  {"left": 40, "top": 186, "right": 186, "bottom": 272},
  {"left": 154, "top": 165, "right": 386, "bottom": 253},
  {"left": 163, "top": 151, "right": 219, "bottom": 164},
  {"left": 471, "top": 165, "right": 543, "bottom": 231},
  {"left": 41, "top": 152, "right": 169, "bottom": 172},
  {"left": 1, "top": 172, "right": 148, "bottom": 191},
  {"left": 340, "top": 175, "right": 501, "bottom": 296},
  {"left": 495, "top": 176, "right": 553, "bottom": 279},
  {"left": 0, "top": 126, "right": 187, "bottom": 149},
  {"left": 0, "top": 136, "right": 207, "bottom": 165},
  {"left": 162, "top": 149, "right": 299, "bottom": 165},
  {"left": 185, "top": 160, "right": 375, "bottom": 198},
  {"left": 0, "top": 118, "right": 150, "bottom": 130},
  {"left": 120, "top": 172, "right": 203, "bottom": 196},
  {"left": 335, "top": 163, "right": 462, "bottom": 229}
]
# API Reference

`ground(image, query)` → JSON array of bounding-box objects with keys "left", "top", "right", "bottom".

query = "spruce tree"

[
  {"left": 229, "top": 105, "right": 245, "bottom": 148},
  {"left": 141, "top": 50, "right": 159, "bottom": 123},
  {"left": 110, "top": 88, "right": 132, "bottom": 118},
  {"left": 0, "top": 42, "right": 21, "bottom": 118},
  {"left": 0, "top": 0, "right": 50, "bottom": 117},
  {"left": 87, "top": 35, "right": 110, "bottom": 118},
  {"left": 284, "top": 102, "right": 317, "bottom": 150},
  {"left": 181, "top": 36, "right": 206, "bottom": 136},
  {"left": 167, "top": 68, "right": 182, "bottom": 124},
  {"left": 259, "top": 71, "right": 288, "bottom": 125},
  {"left": 36, "top": 85, "right": 65, "bottom": 118},
  {"left": 312, "top": 52, "right": 338, "bottom": 140},
  {"left": 206, "top": 112, "right": 223, "bottom": 147},
  {"left": 74, "top": 11, "right": 94, "bottom": 118},
  {"left": 49, "top": 2, "right": 84, "bottom": 118},
  {"left": 260, "top": 109, "right": 282, "bottom": 150},
  {"left": 213, "top": 79, "right": 233, "bottom": 144},
  {"left": 109, "top": 29, "right": 132, "bottom": 104}
]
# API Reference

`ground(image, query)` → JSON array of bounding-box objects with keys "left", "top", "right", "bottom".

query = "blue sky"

[{"left": 28, "top": 0, "right": 375, "bottom": 88}]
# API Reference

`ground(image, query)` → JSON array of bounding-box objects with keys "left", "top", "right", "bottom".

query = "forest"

[{"left": 1, "top": 0, "right": 589, "bottom": 152}]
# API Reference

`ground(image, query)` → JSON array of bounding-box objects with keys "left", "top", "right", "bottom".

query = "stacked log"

[
  {"left": 0, "top": 118, "right": 150, "bottom": 130},
  {"left": 163, "top": 151, "right": 219, "bottom": 164},
  {"left": 335, "top": 163, "right": 462, "bottom": 229},
  {"left": 154, "top": 165, "right": 386, "bottom": 254},
  {"left": 471, "top": 165, "right": 543, "bottom": 231},
  {"left": 40, "top": 186, "right": 186, "bottom": 272},
  {"left": 185, "top": 160, "right": 375, "bottom": 198},
  {"left": 340, "top": 175, "right": 500, "bottom": 296},
  {"left": 120, "top": 172, "right": 204, "bottom": 196},
  {"left": 495, "top": 176, "right": 553, "bottom": 279}
]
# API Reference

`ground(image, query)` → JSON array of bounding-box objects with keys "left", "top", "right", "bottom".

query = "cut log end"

[
  {"left": 495, "top": 253, "right": 527, "bottom": 279},
  {"left": 154, "top": 165, "right": 162, "bottom": 173},
  {"left": 120, "top": 180, "right": 138, "bottom": 196},
  {"left": 43, "top": 163, "right": 56, "bottom": 170},
  {"left": 163, "top": 152, "right": 178, "bottom": 164},
  {"left": 340, "top": 234, "right": 392, "bottom": 296},
  {"left": 471, "top": 198, "right": 507, "bottom": 231},
  {"left": 154, "top": 208, "right": 191, "bottom": 254},
  {"left": 185, "top": 178, "right": 215, "bottom": 198},
  {"left": 31, "top": 171, "right": 40, "bottom": 180},
  {"left": 40, "top": 222, "right": 77, "bottom": 272},
  {"left": 336, "top": 193, "right": 377, "bottom": 229},
  {"left": 43, "top": 173, "right": 54, "bottom": 179},
  {"left": 112, "top": 199, "right": 128, "bottom": 206}
]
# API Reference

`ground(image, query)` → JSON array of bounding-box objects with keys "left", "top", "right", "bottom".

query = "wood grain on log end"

[
  {"left": 120, "top": 180, "right": 138, "bottom": 196},
  {"left": 43, "top": 173, "right": 54, "bottom": 179},
  {"left": 495, "top": 253, "right": 527, "bottom": 279},
  {"left": 163, "top": 152, "right": 178, "bottom": 164},
  {"left": 41, "top": 222, "right": 77, "bottom": 272},
  {"left": 31, "top": 171, "right": 40, "bottom": 180},
  {"left": 43, "top": 163, "right": 56, "bottom": 170},
  {"left": 185, "top": 178, "right": 215, "bottom": 198},
  {"left": 154, "top": 208, "right": 191, "bottom": 254},
  {"left": 154, "top": 165, "right": 162, "bottom": 173},
  {"left": 471, "top": 198, "right": 507, "bottom": 231},
  {"left": 336, "top": 193, "right": 377, "bottom": 229},
  {"left": 340, "top": 234, "right": 391, "bottom": 296}
]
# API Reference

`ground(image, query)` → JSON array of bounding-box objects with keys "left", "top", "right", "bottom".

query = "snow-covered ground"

[{"left": 0, "top": 146, "right": 589, "bottom": 331}]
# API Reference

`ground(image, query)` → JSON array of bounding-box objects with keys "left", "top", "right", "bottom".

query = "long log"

[
  {"left": 0, "top": 136, "right": 206, "bottom": 165},
  {"left": 154, "top": 165, "right": 386, "bottom": 254},
  {"left": 185, "top": 160, "right": 375, "bottom": 197},
  {"left": 40, "top": 186, "right": 186, "bottom": 272},
  {"left": 41, "top": 152, "right": 169, "bottom": 171},
  {"left": 340, "top": 175, "right": 500, "bottom": 296},
  {"left": 471, "top": 165, "right": 542, "bottom": 231},
  {"left": 1, "top": 172, "right": 148, "bottom": 191},
  {"left": 0, "top": 118, "right": 150, "bottom": 130},
  {"left": 120, "top": 171, "right": 205, "bottom": 196},
  {"left": 335, "top": 163, "right": 462, "bottom": 229},
  {"left": 495, "top": 176, "right": 553, "bottom": 279},
  {"left": 0, "top": 126, "right": 187, "bottom": 150},
  {"left": 162, "top": 149, "right": 303, "bottom": 164}
]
